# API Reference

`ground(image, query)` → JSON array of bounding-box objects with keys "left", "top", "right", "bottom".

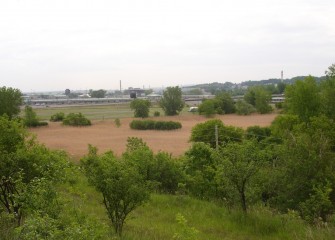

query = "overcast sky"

[{"left": 0, "top": 0, "right": 334, "bottom": 92}]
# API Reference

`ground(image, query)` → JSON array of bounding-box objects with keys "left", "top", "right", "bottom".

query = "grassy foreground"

[{"left": 63, "top": 170, "right": 335, "bottom": 240}]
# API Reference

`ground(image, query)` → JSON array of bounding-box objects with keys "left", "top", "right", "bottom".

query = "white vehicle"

[{"left": 188, "top": 107, "right": 198, "bottom": 112}]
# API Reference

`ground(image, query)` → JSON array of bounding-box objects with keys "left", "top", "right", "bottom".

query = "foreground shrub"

[
  {"left": 50, "top": 112, "right": 65, "bottom": 122},
  {"left": 81, "top": 145, "right": 150, "bottom": 237},
  {"left": 63, "top": 113, "right": 91, "bottom": 126},
  {"left": 130, "top": 120, "right": 182, "bottom": 130}
]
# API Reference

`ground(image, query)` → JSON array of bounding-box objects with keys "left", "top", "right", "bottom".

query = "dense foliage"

[
  {"left": 130, "top": 99, "right": 151, "bottom": 118},
  {"left": 160, "top": 86, "right": 185, "bottom": 116},
  {"left": 198, "top": 92, "right": 235, "bottom": 117},
  {"left": 244, "top": 86, "right": 272, "bottom": 114},
  {"left": 89, "top": 89, "right": 106, "bottom": 98},
  {"left": 130, "top": 119, "right": 182, "bottom": 130},
  {"left": 0, "top": 116, "right": 68, "bottom": 226},
  {"left": 49, "top": 112, "right": 65, "bottom": 122},
  {"left": 0, "top": 86, "right": 22, "bottom": 119},
  {"left": 235, "top": 100, "right": 256, "bottom": 115},
  {"left": 190, "top": 119, "right": 244, "bottom": 148},
  {"left": 81, "top": 145, "right": 150, "bottom": 236},
  {"left": 62, "top": 113, "right": 91, "bottom": 126}
]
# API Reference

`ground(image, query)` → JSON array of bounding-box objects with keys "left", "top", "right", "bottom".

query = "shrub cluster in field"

[
  {"left": 62, "top": 113, "right": 91, "bottom": 126},
  {"left": 50, "top": 112, "right": 65, "bottom": 122},
  {"left": 130, "top": 119, "right": 182, "bottom": 130},
  {"left": 50, "top": 112, "right": 91, "bottom": 126}
]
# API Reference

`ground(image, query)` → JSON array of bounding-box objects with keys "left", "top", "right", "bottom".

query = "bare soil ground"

[{"left": 30, "top": 113, "right": 277, "bottom": 160}]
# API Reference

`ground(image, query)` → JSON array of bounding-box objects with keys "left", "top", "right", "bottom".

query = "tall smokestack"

[
  {"left": 281, "top": 71, "right": 283, "bottom": 82},
  {"left": 120, "top": 80, "right": 122, "bottom": 91}
]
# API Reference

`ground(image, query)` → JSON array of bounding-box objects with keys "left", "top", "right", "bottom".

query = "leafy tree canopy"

[
  {"left": 0, "top": 116, "right": 68, "bottom": 225},
  {"left": 190, "top": 119, "right": 244, "bottom": 148},
  {"left": 130, "top": 99, "right": 151, "bottom": 118},
  {"left": 81, "top": 145, "right": 150, "bottom": 236},
  {"left": 160, "top": 86, "right": 185, "bottom": 116},
  {"left": 89, "top": 89, "right": 106, "bottom": 98},
  {"left": 0, "top": 86, "right": 22, "bottom": 119}
]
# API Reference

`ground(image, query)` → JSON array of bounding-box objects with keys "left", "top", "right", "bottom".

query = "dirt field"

[{"left": 30, "top": 113, "right": 278, "bottom": 160}]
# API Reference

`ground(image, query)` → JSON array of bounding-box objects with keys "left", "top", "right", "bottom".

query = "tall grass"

[
  {"left": 49, "top": 170, "right": 335, "bottom": 239},
  {"left": 3, "top": 169, "right": 334, "bottom": 239}
]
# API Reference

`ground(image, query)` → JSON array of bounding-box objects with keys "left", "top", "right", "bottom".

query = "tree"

[
  {"left": 183, "top": 142, "right": 219, "bottom": 199},
  {"left": 23, "top": 106, "right": 48, "bottom": 127},
  {"left": 198, "top": 99, "right": 216, "bottom": 117},
  {"left": 325, "top": 63, "right": 335, "bottom": 78},
  {"left": 244, "top": 87, "right": 256, "bottom": 106},
  {"left": 0, "top": 116, "right": 68, "bottom": 225},
  {"left": 218, "top": 140, "right": 265, "bottom": 212},
  {"left": 81, "top": 146, "right": 150, "bottom": 236},
  {"left": 244, "top": 86, "right": 272, "bottom": 114},
  {"left": 130, "top": 99, "right": 151, "bottom": 118},
  {"left": 65, "top": 89, "right": 71, "bottom": 96},
  {"left": 284, "top": 76, "right": 321, "bottom": 122},
  {"left": 89, "top": 89, "right": 106, "bottom": 98},
  {"left": 271, "top": 116, "right": 335, "bottom": 221},
  {"left": 245, "top": 126, "right": 271, "bottom": 142},
  {"left": 24, "top": 106, "right": 38, "bottom": 127},
  {"left": 190, "top": 119, "right": 244, "bottom": 149},
  {"left": 254, "top": 88, "right": 272, "bottom": 114},
  {"left": 160, "top": 86, "right": 185, "bottom": 116},
  {"left": 0, "top": 86, "right": 22, "bottom": 119},
  {"left": 320, "top": 64, "right": 335, "bottom": 119},
  {"left": 151, "top": 152, "right": 184, "bottom": 194},
  {"left": 215, "top": 92, "right": 235, "bottom": 114},
  {"left": 235, "top": 100, "right": 256, "bottom": 115},
  {"left": 277, "top": 82, "right": 286, "bottom": 94}
]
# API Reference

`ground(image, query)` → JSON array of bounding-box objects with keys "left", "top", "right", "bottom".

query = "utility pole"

[{"left": 215, "top": 125, "right": 219, "bottom": 151}]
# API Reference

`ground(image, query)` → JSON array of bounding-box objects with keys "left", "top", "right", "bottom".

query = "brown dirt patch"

[{"left": 29, "top": 113, "right": 277, "bottom": 160}]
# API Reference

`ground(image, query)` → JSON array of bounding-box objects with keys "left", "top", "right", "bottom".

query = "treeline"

[
  {"left": 191, "top": 75, "right": 326, "bottom": 95},
  {"left": 197, "top": 85, "right": 274, "bottom": 116}
]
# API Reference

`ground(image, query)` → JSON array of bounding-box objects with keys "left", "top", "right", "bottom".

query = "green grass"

[
  {"left": 60, "top": 170, "right": 335, "bottom": 240},
  {"left": 27, "top": 104, "right": 134, "bottom": 121},
  {"left": 23, "top": 103, "right": 193, "bottom": 121}
]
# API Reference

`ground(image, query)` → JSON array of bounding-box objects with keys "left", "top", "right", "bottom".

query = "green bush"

[
  {"left": 114, "top": 118, "right": 121, "bottom": 127},
  {"left": 130, "top": 120, "right": 182, "bottom": 130},
  {"left": 24, "top": 106, "right": 48, "bottom": 127},
  {"left": 235, "top": 100, "right": 256, "bottom": 115},
  {"left": 63, "top": 113, "right": 91, "bottom": 126},
  {"left": 50, "top": 112, "right": 65, "bottom": 122},
  {"left": 154, "top": 111, "right": 160, "bottom": 117},
  {"left": 275, "top": 102, "right": 283, "bottom": 109}
]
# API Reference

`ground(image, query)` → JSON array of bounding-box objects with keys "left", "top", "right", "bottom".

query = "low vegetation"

[
  {"left": 62, "top": 112, "right": 91, "bottom": 126},
  {"left": 49, "top": 112, "right": 65, "bottom": 122},
  {"left": 130, "top": 119, "right": 182, "bottom": 130},
  {"left": 23, "top": 106, "right": 48, "bottom": 127}
]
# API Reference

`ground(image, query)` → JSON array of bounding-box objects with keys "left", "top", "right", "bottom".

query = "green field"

[{"left": 24, "top": 103, "right": 193, "bottom": 121}]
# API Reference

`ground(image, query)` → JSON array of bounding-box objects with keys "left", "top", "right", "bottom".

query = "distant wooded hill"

[{"left": 187, "top": 76, "right": 326, "bottom": 95}]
